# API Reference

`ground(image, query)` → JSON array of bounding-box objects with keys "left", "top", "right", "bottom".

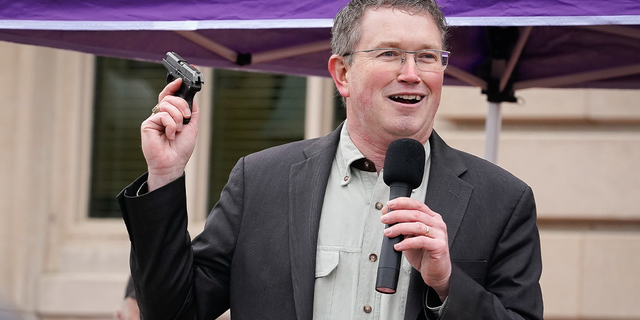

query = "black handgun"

[{"left": 162, "top": 52, "right": 204, "bottom": 124}]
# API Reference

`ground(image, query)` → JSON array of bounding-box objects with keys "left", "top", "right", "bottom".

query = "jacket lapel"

[
  {"left": 404, "top": 131, "right": 473, "bottom": 320},
  {"left": 288, "top": 126, "right": 341, "bottom": 320},
  {"left": 424, "top": 131, "right": 473, "bottom": 244}
]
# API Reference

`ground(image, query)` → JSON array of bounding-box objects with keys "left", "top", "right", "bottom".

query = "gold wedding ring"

[
  {"left": 151, "top": 104, "right": 160, "bottom": 115},
  {"left": 424, "top": 225, "right": 430, "bottom": 237}
]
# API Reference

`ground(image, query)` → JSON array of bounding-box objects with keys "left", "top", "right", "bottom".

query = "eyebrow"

[{"left": 373, "top": 41, "right": 441, "bottom": 50}]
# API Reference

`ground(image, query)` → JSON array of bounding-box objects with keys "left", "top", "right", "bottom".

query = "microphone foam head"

[{"left": 383, "top": 138, "right": 426, "bottom": 189}]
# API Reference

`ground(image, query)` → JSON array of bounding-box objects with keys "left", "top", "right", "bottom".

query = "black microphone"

[{"left": 375, "top": 138, "right": 426, "bottom": 294}]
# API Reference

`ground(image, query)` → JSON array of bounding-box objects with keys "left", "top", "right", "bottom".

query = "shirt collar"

[{"left": 336, "top": 121, "right": 432, "bottom": 186}]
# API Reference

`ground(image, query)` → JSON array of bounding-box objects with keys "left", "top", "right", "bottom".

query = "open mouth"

[{"left": 389, "top": 95, "right": 423, "bottom": 104}]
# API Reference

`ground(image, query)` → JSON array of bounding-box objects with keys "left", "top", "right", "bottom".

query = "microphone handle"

[{"left": 375, "top": 182, "right": 412, "bottom": 294}]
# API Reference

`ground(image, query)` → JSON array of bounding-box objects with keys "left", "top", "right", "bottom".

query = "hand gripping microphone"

[{"left": 375, "top": 138, "right": 426, "bottom": 294}]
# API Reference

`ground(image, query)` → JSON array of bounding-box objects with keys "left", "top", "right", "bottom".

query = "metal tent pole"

[{"left": 484, "top": 102, "right": 502, "bottom": 163}]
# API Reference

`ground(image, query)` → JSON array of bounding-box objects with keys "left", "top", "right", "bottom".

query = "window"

[
  {"left": 88, "top": 57, "right": 309, "bottom": 218},
  {"left": 89, "top": 57, "right": 165, "bottom": 218},
  {"left": 207, "top": 69, "right": 307, "bottom": 209}
]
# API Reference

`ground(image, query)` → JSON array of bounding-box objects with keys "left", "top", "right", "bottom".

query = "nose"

[{"left": 397, "top": 53, "right": 421, "bottom": 83}]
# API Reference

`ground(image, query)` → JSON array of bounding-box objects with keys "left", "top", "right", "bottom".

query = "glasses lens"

[
  {"left": 414, "top": 50, "right": 447, "bottom": 72},
  {"left": 368, "top": 49, "right": 403, "bottom": 66}
]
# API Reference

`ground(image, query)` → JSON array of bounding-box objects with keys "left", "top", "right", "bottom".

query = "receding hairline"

[
  {"left": 357, "top": 6, "right": 445, "bottom": 49},
  {"left": 331, "top": 1, "right": 449, "bottom": 60}
]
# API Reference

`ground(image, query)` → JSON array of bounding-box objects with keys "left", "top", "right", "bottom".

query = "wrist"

[
  {"left": 426, "top": 286, "right": 445, "bottom": 308},
  {"left": 425, "top": 271, "right": 451, "bottom": 303},
  {"left": 147, "top": 168, "right": 184, "bottom": 191},
  {"left": 432, "top": 284, "right": 449, "bottom": 303}
]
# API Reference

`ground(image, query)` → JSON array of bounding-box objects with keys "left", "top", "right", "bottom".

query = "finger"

[
  {"left": 379, "top": 197, "right": 421, "bottom": 221},
  {"left": 158, "top": 78, "right": 182, "bottom": 102},
  {"left": 393, "top": 235, "right": 434, "bottom": 252},
  {"left": 382, "top": 201, "right": 442, "bottom": 226},
  {"left": 145, "top": 112, "right": 178, "bottom": 140},
  {"left": 381, "top": 206, "right": 431, "bottom": 225},
  {"left": 383, "top": 210, "right": 435, "bottom": 226},
  {"left": 185, "top": 99, "right": 200, "bottom": 127},
  {"left": 159, "top": 113, "right": 178, "bottom": 140},
  {"left": 161, "top": 94, "right": 193, "bottom": 127},
  {"left": 388, "top": 197, "right": 436, "bottom": 216},
  {"left": 395, "top": 231, "right": 450, "bottom": 253},
  {"left": 381, "top": 203, "right": 390, "bottom": 215},
  {"left": 384, "top": 221, "right": 434, "bottom": 238},
  {"left": 157, "top": 96, "right": 188, "bottom": 131}
]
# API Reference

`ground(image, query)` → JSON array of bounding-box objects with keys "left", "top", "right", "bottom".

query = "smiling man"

[
  {"left": 330, "top": 4, "right": 443, "bottom": 173},
  {"left": 118, "top": 1, "right": 543, "bottom": 319}
]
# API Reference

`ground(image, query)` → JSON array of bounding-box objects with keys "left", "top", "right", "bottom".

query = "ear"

[{"left": 328, "top": 54, "right": 350, "bottom": 98}]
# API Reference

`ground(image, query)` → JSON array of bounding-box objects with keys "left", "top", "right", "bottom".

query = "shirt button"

[
  {"left": 369, "top": 254, "right": 377, "bottom": 262},
  {"left": 375, "top": 202, "right": 383, "bottom": 210},
  {"left": 364, "top": 161, "right": 370, "bottom": 169},
  {"left": 363, "top": 305, "right": 372, "bottom": 313}
]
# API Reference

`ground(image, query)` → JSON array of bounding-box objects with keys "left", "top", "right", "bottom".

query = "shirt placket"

[{"left": 355, "top": 170, "right": 389, "bottom": 319}]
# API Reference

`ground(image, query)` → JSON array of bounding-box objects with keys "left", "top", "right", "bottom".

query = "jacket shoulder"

[
  {"left": 457, "top": 149, "right": 529, "bottom": 191},
  {"left": 430, "top": 131, "right": 530, "bottom": 194}
]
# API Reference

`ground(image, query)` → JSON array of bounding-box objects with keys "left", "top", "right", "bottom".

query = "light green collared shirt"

[{"left": 312, "top": 123, "right": 431, "bottom": 319}]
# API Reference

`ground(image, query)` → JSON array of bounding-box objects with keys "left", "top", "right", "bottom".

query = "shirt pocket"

[
  {"left": 313, "top": 250, "right": 340, "bottom": 319},
  {"left": 315, "top": 249, "right": 339, "bottom": 278}
]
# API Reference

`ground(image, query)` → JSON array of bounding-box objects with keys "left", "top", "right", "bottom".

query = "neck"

[
  {"left": 349, "top": 134, "right": 388, "bottom": 174},
  {"left": 345, "top": 123, "right": 431, "bottom": 174}
]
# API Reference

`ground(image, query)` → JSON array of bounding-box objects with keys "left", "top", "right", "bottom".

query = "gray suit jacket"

[{"left": 118, "top": 126, "right": 543, "bottom": 320}]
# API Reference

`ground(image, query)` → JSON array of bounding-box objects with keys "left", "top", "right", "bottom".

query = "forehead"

[{"left": 357, "top": 6, "right": 443, "bottom": 50}]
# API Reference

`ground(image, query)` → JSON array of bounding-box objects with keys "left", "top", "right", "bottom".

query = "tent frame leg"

[{"left": 484, "top": 102, "right": 502, "bottom": 163}]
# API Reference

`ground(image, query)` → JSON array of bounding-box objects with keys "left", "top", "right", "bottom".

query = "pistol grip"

[{"left": 173, "top": 83, "right": 196, "bottom": 124}]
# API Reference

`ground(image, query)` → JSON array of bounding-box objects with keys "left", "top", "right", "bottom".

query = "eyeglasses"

[{"left": 345, "top": 48, "right": 450, "bottom": 72}]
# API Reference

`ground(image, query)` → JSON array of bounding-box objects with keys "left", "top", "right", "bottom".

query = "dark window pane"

[
  {"left": 89, "top": 57, "right": 165, "bottom": 218},
  {"left": 207, "top": 69, "right": 306, "bottom": 210}
]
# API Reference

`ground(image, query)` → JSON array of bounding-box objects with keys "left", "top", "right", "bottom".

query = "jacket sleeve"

[
  {"left": 437, "top": 186, "right": 543, "bottom": 320},
  {"left": 118, "top": 158, "right": 247, "bottom": 319}
]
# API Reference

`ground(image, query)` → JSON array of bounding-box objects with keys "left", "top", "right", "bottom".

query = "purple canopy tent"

[
  {"left": 441, "top": 1, "right": 640, "bottom": 161},
  {"left": 1, "top": 0, "right": 640, "bottom": 162}
]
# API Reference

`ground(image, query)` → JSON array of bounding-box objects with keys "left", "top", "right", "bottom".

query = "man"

[{"left": 118, "top": 0, "right": 543, "bottom": 319}]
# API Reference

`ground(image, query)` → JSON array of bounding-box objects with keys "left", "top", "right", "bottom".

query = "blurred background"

[{"left": 0, "top": 39, "right": 639, "bottom": 319}]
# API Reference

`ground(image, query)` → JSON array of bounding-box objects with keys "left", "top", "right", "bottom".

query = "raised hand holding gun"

[
  {"left": 142, "top": 52, "right": 204, "bottom": 191},
  {"left": 143, "top": 76, "right": 199, "bottom": 192},
  {"left": 162, "top": 52, "right": 204, "bottom": 125}
]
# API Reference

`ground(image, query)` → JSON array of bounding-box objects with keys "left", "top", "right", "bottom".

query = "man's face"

[{"left": 337, "top": 6, "right": 445, "bottom": 145}]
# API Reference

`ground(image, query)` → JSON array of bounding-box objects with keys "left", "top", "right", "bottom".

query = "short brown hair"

[{"left": 331, "top": 0, "right": 448, "bottom": 64}]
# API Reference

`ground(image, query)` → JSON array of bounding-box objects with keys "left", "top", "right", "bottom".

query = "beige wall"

[
  {"left": 0, "top": 42, "right": 131, "bottom": 319},
  {"left": 1, "top": 41, "right": 639, "bottom": 319}
]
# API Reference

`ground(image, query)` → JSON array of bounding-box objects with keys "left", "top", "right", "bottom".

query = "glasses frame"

[{"left": 345, "top": 48, "right": 450, "bottom": 72}]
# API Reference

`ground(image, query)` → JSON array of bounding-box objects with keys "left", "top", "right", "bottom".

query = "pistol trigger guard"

[{"left": 166, "top": 73, "right": 177, "bottom": 84}]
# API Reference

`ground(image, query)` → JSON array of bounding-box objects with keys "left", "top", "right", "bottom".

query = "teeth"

[{"left": 391, "top": 95, "right": 422, "bottom": 101}]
